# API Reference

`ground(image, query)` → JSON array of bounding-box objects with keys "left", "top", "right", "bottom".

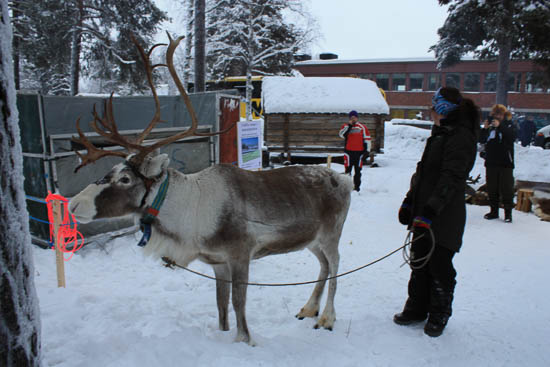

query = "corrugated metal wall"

[{"left": 17, "top": 92, "right": 239, "bottom": 245}]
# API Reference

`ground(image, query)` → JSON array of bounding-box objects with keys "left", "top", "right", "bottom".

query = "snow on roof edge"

[{"left": 262, "top": 76, "right": 390, "bottom": 115}]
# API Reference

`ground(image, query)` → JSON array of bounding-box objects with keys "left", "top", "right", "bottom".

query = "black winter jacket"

[
  {"left": 405, "top": 110, "right": 478, "bottom": 252},
  {"left": 479, "top": 119, "right": 516, "bottom": 168}
]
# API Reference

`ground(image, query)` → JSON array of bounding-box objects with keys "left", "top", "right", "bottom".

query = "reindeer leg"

[
  {"left": 296, "top": 246, "right": 328, "bottom": 319},
  {"left": 315, "top": 246, "right": 339, "bottom": 331},
  {"left": 229, "top": 260, "right": 254, "bottom": 346},
  {"left": 212, "top": 264, "right": 230, "bottom": 331}
]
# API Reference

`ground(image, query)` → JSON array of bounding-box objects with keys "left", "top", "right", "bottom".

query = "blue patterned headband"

[{"left": 432, "top": 88, "right": 459, "bottom": 116}]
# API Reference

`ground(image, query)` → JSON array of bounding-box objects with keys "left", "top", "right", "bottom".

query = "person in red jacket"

[{"left": 339, "top": 110, "right": 371, "bottom": 191}]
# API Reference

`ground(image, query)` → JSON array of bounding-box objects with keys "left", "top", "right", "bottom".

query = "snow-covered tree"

[
  {"left": 11, "top": 0, "right": 167, "bottom": 95},
  {"left": 206, "top": 0, "right": 315, "bottom": 119},
  {"left": 1, "top": 1, "right": 42, "bottom": 365},
  {"left": 194, "top": 0, "right": 206, "bottom": 92},
  {"left": 432, "top": 0, "right": 550, "bottom": 105}
]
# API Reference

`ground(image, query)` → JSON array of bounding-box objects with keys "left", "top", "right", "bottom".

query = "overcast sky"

[{"left": 307, "top": 0, "right": 449, "bottom": 60}]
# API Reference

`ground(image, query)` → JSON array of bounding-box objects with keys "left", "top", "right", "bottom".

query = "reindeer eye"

[
  {"left": 95, "top": 176, "right": 110, "bottom": 185},
  {"left": 119, "top": 177, "right": 131, "bottom": 184}
]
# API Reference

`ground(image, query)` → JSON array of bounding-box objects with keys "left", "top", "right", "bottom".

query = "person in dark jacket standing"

[
  {"left": 479, "top": 104, "right": 516, "bottom": 222},
  {"left": 394, "top": 87, "right": 479, "bottom": 337},
  {"left": 519, "top": 116, "right": 536, "bottom": 147},
  {"left": 339, "top": 110, "right": 371, "bottom": 192}
]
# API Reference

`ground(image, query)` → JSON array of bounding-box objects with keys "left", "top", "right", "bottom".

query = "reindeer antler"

[{"left": 72, "top": 32, "right": 237, "bottom": 173}]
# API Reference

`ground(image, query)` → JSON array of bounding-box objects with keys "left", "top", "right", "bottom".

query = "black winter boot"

[
  {"left": 504, "top": 209, "right": 512, "bottom": 223},
  {"left": 484, "top": 206, "right": 499, "bottom": 220},
  {"left": 394, "top": 271, "right": 429, "bottom": 326},
  {"left": 394, "top": 298, "right": 428, "bottom": 325},
  {"left": 424, "top": 279, "right": 455, "bottom": 337}
]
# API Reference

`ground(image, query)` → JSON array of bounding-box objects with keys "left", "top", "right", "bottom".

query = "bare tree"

[{"left": 0, "top": 0, "right": 41, "bottom": 365}]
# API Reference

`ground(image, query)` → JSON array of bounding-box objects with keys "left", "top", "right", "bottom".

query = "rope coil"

[{"left": 45, "top": 192, "right": 84, "bottom": 261}]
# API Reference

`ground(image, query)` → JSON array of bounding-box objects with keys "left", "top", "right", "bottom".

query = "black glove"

[{"left": 398, "top": 199, "right": 412, "bottom": 225}]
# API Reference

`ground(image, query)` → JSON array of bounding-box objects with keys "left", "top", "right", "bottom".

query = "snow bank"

[{"left": 262, "top": 76, "right": 389, "bottom": 115}]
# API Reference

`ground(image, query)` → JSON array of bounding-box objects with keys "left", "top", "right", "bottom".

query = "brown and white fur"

[{"left": 69, "top": 154, "right": 353, "bottom": 345}]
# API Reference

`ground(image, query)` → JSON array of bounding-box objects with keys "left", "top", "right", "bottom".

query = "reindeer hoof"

[
  {"left": 313, "top": 324, "right": 320, "bottom": 329},
  {"left": 296, "top": 307, "right": 320, "bottom": 319}
]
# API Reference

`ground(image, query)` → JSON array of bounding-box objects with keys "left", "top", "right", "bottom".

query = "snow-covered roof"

[{"left": 262, "top": 76, "right": 389, "bottom": 115}]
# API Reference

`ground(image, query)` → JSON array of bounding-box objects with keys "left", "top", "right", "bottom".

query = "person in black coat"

[
  {"left": 479, "top": 104, "right": 516, "bottom": 222},
  {"left": 394, "top": 87, "right": 479, "bottom": 337},
  {"left": 519, "top": 116, "right": 536, "bottom": 147}
]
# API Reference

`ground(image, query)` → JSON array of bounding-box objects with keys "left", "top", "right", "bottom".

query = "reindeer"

[{"left": 68, "top": 34, "right": 353, "bottom": 345}]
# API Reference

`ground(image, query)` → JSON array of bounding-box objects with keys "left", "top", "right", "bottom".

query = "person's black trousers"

[
  {"left": 344, "top": 150, "right": 366, "bottom": 191},
  {"left": 407, "top": 233, "right": 457, "bottom": 314},
  {"left": 486, "top": 166, "right": 515, "bottom": 210}
]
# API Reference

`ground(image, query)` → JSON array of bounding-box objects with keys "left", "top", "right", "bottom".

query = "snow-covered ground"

[{"left": 33, "top": 123, "right": 550, "bottom": 367}]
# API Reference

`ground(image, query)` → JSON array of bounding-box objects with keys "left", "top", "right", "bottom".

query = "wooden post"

[
  {"left": 52, "top": 200, "right": 66, "bottom": 288},
  {"left": 327, "top": 154, "right": 332, "bottom": 168},
  {"left": 515, "top": 188, "right": 534, "bottom": 212}
]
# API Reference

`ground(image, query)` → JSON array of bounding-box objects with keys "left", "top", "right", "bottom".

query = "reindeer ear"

[{"left": 140, "top": 153, "right": 170, "bottom": 178}]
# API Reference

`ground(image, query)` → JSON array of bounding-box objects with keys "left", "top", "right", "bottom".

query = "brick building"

[{"left": 293, "top": 57, "right": 550, "bottom": 127}]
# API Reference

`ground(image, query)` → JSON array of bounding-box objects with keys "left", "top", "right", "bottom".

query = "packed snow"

[
  {"left": 33, "top": 123, "right": 550, "bottom": 367},
  {"left": 262, "top": 76, "right": 390, "bottom": 115}
]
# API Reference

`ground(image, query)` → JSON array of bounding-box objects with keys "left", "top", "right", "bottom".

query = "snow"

[
  {"left": 33, "top": 123, "right": 550, "bottom": 367},
  {"left": 262, "top": 76, "right": 390, "bottom": 115}
]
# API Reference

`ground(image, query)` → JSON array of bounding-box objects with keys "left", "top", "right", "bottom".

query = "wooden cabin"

[{"left": 262, "top": 76, "right": 389, "bottom": 160}]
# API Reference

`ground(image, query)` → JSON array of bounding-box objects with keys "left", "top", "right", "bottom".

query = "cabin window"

[
  {"left": 376, "top": 73, "right": 389, "bottom": 90},
  {"left": 445, "top": 73, "right": 460, "bottom": 88},
  {"left": 464, "top": 73, "right": 481, "bottom": 92},
  {"left": 427, "top": 73, "right": 441, "bottom": 91},
  {"left": 409, "top": 73, "right": 424, "bottom": 91},
  {"left": 392, "top": 73, "right": 406, "bottom": 91}
]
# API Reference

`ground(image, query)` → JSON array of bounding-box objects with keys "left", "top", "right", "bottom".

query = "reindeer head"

[
  {"left": 68, "top": 33, "right": 235, "bottom": 223},
  {"left": 69, "top": 153, "right": 170, "bottom": 223}
]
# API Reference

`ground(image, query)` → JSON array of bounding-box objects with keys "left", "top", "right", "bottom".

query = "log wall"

[{"left": 265, "top": 113, "right": 385, "bottom": 153}]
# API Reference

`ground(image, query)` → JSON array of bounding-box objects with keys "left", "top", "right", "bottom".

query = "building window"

[
  {"left": 392, "top": 73, "right": 406, "bottom": 91},
  {"left": 483, "top": 73, "right": 497, "bottom": 92},
  {"left": 483, "top": 72, "right": 521, "bottom": 92},
  {"left": 376, "top": 73, "right": 389, "bottom": 90},
  {"left": 508, "top": 73, "right": 520, "bottom": 92},
  {"left": 445, "top": 73, "right": 460, "bottom": 88},
  {"left": 525, "top": 72, "right": 548, "bottom": 93},
  {"left": 409, "top": 73, "right": 424, "bottom": 91},
  {"left": 407, "top": 109, "right": 423, "bottom": 119},
  {"left": 358, "top": 73, "right": 374, "bottom": 80},
  {"left": 464, "top": 73, "right": 481, "bottom": 92},
  {"left": 390, "top": 109, "right": 405, "bottom": 119},
  {"left": 427, "top": 73, "right": 441, "bottom": 91}
]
